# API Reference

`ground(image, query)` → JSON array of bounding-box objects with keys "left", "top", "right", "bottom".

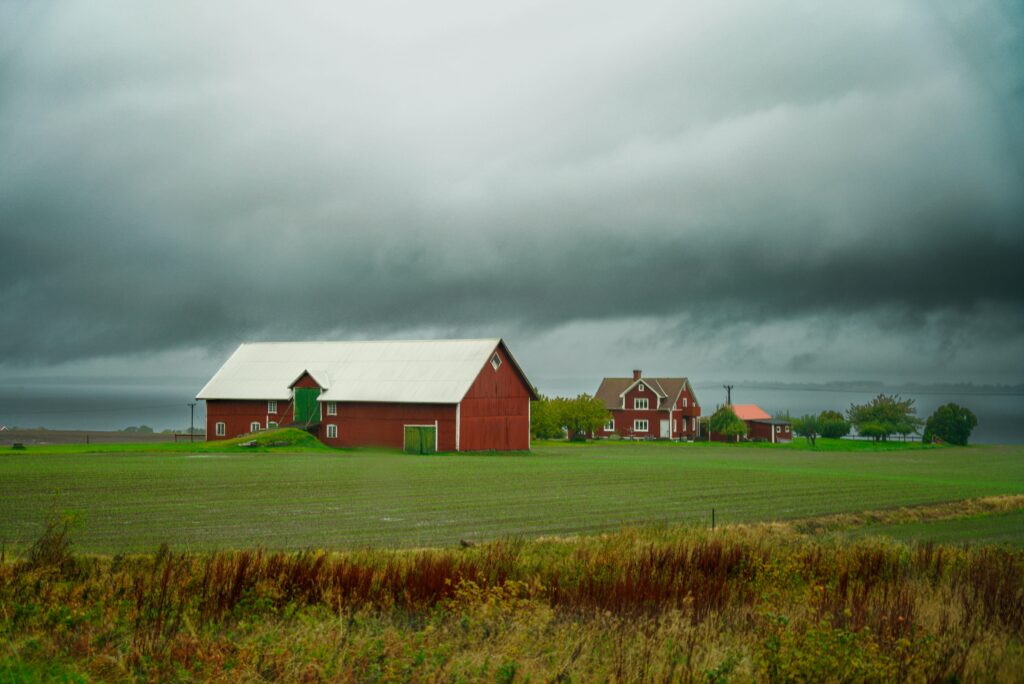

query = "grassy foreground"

[
  {"left": 2, "top": 522, "right": 1022, "bottom": 682},
  {"left": 2, "top": 439, "right": 1023, "bottom": 552}
]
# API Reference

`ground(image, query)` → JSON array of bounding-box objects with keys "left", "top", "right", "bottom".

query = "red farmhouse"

[
  {"left": 593, "top": 370, "right": 701, "bottom": 440},
  {"left": 196, "top": 338, "right": 538, "bottom": 452},
  {"left": 712, "top": 404, "right": 792, "bottom": 443}
]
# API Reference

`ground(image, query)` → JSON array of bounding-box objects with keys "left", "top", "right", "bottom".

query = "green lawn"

[{"left": 1, "top": 440, "right": 1022, "bottom": 553}]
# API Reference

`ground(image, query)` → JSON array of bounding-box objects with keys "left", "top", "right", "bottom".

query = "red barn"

[
  {"left": 711, "top": 404, "right": 792, "bottom": 443},
  {"left": 196, "top": 338, "right": 538, "bottom": 452},
  {"left": 592, "top": 370, "right": 702, "bottom": 440}
]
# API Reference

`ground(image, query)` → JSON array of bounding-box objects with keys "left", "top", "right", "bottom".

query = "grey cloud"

[{"left": 1, "top": 0, "right": 1022, "bottom": 380}]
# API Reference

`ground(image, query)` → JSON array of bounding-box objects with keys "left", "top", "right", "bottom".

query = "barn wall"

[
  {"left": 320, "top": 402, "right": 457, "bottom": 451},
  {"left": 459, "top": 345, "right": 532, "bottom": 451},
  {"left": 206, "top": 399, "right": 293, "bottom": 440}
]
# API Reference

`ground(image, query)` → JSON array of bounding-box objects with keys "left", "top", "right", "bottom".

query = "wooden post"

[{"left": 712, "top": 508, "right": 715, "bottom": 531}]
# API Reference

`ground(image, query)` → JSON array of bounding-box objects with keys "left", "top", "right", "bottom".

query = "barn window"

[
  {"left": 215, "top": 422, "right": 226, "bottom": 437},
  {"left": 604, "top": 419, "right": 615, "bottom": 432},
  {"left": 250, "top": 421, "right": 261, "bottom": 433},
  {"left": 634, "top": 398, "right": 649, "bottom": 410},
  {"left": 267, "top": 400, "right": 277, "bottom": 414},
  {"left": 638, "top": 383, "right": 645, "bottom": 392},
  {"left": 327, "top": 402, "right": 337, "bottom": 416},
  {"left": 490, "top": 352, "right": 502, "bottom": 371},
  {"left": 268, "top": 421, "right": 278, "bottom": 429},
  {"left": 326, "top": 424, "right": 338, "bottom": 439},
  {"left": 775, "top": 425, "right": 781, "bottom": 433},
  {"left": 634, "top": 419, "right": 649, "bottom": 432}
]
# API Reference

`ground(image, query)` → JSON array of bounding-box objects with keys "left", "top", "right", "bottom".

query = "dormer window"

[{"left": 490, "top": 352, "right": 502, "bottom": 371}]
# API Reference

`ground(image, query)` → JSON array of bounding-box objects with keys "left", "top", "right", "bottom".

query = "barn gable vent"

[{"left": 490, "top": 352, "right": 502, "bottom": 371}]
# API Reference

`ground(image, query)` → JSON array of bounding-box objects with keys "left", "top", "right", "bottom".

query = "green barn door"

[
  {"left": 294, "top": 388, "right": 321, "bottom": 425},
  {"left": 404, "top": 426, "right": 436, "bottom": 454}
]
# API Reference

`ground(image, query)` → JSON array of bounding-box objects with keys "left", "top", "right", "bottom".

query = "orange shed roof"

[{"left": 731, "top": 404, "right": 771, "bottom": 421}]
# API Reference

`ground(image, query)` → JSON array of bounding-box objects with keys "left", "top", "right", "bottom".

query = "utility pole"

[
  {"left": 188, "top": 402, "right": 197, "bottom": 442},
  {"left": 723, "top": 385, "right": 734, "bottom": 405}
]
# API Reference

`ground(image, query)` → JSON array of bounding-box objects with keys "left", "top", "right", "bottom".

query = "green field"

[
  {"left": 847, "top": 509, "right": 1024, "bottom": 546},
  {"left": 2, "top": 439, "right": 1022, "bottom": 553}
]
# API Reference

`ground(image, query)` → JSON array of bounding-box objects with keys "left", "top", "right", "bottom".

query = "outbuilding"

[
  {"left": 196, "top": 338, "right": 537, "bottom": 452},
  {"left": 712, "top": 404, "right": 792, "bottom": 443}
]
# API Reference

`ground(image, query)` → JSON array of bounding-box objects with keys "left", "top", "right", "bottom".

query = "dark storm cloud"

[{"left": 1, "top": 1, "right": 1022, "bottom": 377}]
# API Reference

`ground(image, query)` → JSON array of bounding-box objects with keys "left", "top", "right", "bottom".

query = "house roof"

[
  {"left": 196, "top": 338, "right": 537, "bottom": 404},
  {"left": 595, "top": 376, "right": 699, "bottom": 410},
  {"left": 731, "top": 404, "right": 771, "bottom": 421}
]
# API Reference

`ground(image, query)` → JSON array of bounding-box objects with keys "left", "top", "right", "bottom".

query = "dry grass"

[{"left": 2, "top": 522, "right": 1023, "bottom": 682}]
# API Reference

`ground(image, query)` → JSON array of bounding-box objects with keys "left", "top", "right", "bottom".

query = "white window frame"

[
  {"left": 326, "top": 424, "right": 338, "bottom": 439},
  {"left": 638, "top": 383, "right": 645, "bottom": 392},
  {"left": 776, "top": 425, "right": 782, "bottom": 433},
  {"left": 327, "top": 401, "right": 337, "bottom": 416},
  {"left": 673, "top": 419, "right": 677, "bottom": 431},
  {"left": 634, "top": 397, "right": 649, "bottom": 410},
  {"left": 250, "top": 421, "right": 261, "bottom": 433},
  {"left": 267, "top": 400, "right": 277, "bottom": 414},
  {"left": 490, "top": 352, "right": 502, "bottom": 371},
  {"left": 634, "top": 419, "right": 649, "bottom": 432},
  {"left": 604, "top": 419, "right": 615, "bottom": 432},
  {"left": 268, "top": 421, "right": 278, "bottom": 429},
  {"left": 681, "top": 397, "right": 687, "bottom": 407},
  {"left": 215, "top": 422, "right": 226, "bottom": 437},
  {"left": 691, "top": 418, "right": 696, "bottom": 431}
]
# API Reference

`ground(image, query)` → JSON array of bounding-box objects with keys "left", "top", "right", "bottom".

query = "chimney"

[{"left": 633, "top": 369, "right": 642, "bottom": 380}]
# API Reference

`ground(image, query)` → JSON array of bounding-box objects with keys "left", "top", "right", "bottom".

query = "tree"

[
  {"left": 847, "top": 394, "right": 922, "bottom": 442},
  {"left": 922, "top": 403, "right": 978, "bottom": 446},
  {"left": 709, "top": 405, "right": 747, "bottom": 442},
  {"left": 818, "top": 410, "right": 850, "bottom": 439},
  {"left": 530, "top": 394, "right": 610, "bottom": 441},
  {"left": 121, "top": 425, "right": 154, "bottom": 434},
  {"left": 561, "top": 394, "right": 611, "bottom": 441},
  {"left": 530, "top": 396, "right": 565, "bottom": 440},
  {"left": 793, "top": 413, "right": 820, "bottom": 446}
]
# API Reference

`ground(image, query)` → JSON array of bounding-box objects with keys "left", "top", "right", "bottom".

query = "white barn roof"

[{"left": 196, "top": 338, "right": 520, "bottom": 404}]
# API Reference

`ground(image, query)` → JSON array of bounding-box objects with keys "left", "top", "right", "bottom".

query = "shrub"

[
  {"left": 25, "top": 509, "right": 81, "bottom": 572},
  {"left": 922, "top": 403, "right": 978, "bottom": 446}
]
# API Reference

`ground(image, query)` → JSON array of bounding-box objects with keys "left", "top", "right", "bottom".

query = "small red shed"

[
  {"left": 197, "top": 339, "right": 538, "bottom": 452},
  {"left": 711, "top": 404, "right": 792, "bottom": 443}
]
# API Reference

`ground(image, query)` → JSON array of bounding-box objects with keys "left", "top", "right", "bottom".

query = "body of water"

[{"left": 0, "top": 382, "right": 207, "bottom": 433}]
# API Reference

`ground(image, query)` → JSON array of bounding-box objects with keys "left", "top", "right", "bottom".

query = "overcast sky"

[{"left": 1, "top": 0, "right": 1022, "bottom": 396}]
